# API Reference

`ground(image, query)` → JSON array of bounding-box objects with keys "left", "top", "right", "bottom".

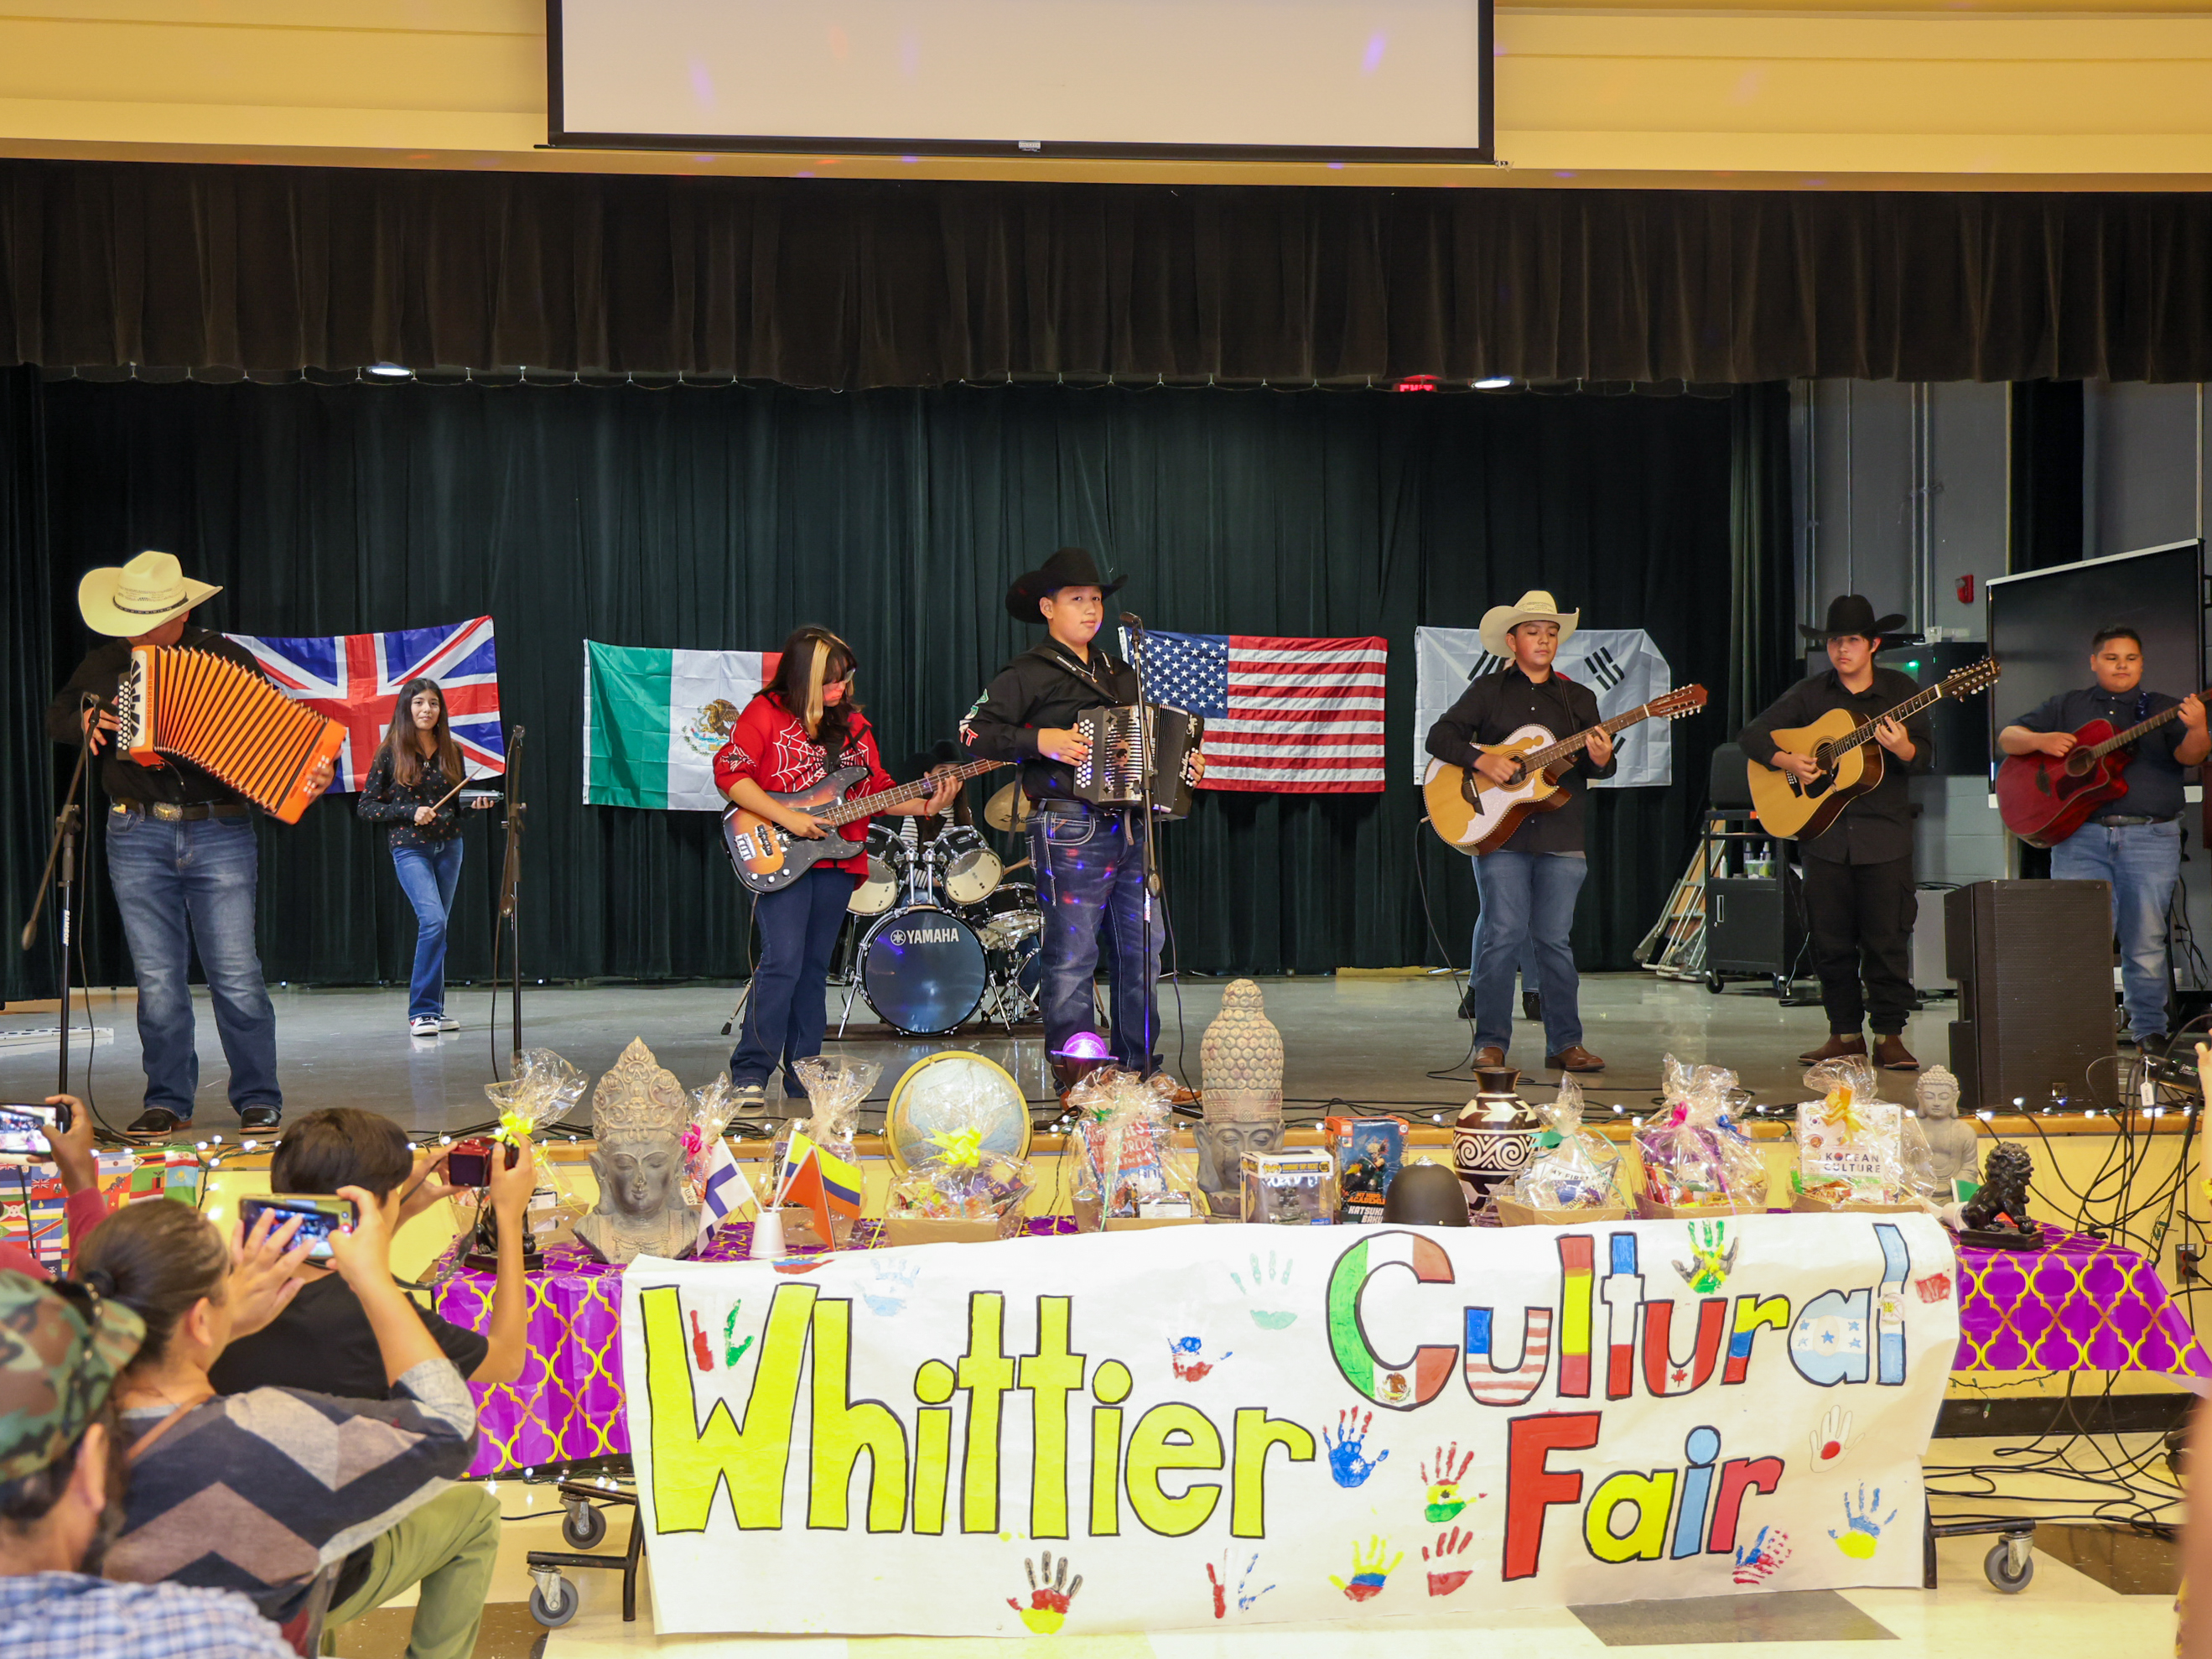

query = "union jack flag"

[{"left": 226, "top": 616, "right": 506, "bottom": 793}]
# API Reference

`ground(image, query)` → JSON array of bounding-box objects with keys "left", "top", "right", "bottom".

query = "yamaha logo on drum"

[{"left": 892, "top": 926, "right": 961, "bottom": 946}]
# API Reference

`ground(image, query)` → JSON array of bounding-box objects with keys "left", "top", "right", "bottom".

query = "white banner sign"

[
  {"left": 622, "top": 1215, "right": 1955, "bottom": 1637},
  {"left": 1415, "top": 627, "right": 1675, "bottom": 788}
]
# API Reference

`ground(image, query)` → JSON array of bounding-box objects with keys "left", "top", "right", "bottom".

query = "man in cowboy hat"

[
  {"left": 1425, "top": 590, "right": 1617, "bottom": 1074},
  {"left": 1739, "top": 594, "right": 1934, "bottom": 1070},
  {"left": 961, "top": 547, "right": 1202, "bottom": 1087},
  {"left": 45, "top": 551, "right": 335, "bottom": 1139},
  {"left": 2000, "top": 625, "right": 2209, "bottom": 1053}
]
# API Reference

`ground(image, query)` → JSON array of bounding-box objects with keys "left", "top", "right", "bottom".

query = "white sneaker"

[
  {"left": 731, "top": 1083, "right": 767, "bottom": 1113},
  {"left": 438, "top": 1014, "right": 460, "bottom": 1032},
  {"left": 409, "top": 1016, "right": 442, "bottom": 1038}
]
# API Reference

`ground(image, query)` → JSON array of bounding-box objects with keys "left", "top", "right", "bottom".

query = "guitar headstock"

[
  {"left": 1939, "top": 658, "right": 2002, "bottom": 699},
  {"left": 1652, "top": 684, "right": 1710, "bottom": 720}
]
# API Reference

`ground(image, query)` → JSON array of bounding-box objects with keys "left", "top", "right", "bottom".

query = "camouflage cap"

[{"left": 0, "top": 1271, "right": 143, "bottom": 1484}]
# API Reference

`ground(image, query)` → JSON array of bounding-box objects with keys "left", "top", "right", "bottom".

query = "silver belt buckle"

[{"left": 150, "top": 802, "right": 182, "bottom": 823}]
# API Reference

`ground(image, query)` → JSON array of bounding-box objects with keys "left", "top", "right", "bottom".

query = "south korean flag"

[{"left": 1412, "top": 627, "right": 1676, "bottom": 788}]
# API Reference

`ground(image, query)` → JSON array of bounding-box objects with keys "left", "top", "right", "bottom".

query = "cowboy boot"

[
  {"left": 1872, "top": 1033, "right": 1920, "bottom": 1071},
  {"left": 1799, "top": 1032, "right": 1867, "bottom": 1065}
]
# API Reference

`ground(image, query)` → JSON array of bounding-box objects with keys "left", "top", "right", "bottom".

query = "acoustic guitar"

[
  {"left": 1423, "top": 685, "right": 1709, "bottom": 854},
  {"left": 1745, "top": 658, "right": 2002, "bottom": 840},
  {"left": 1994, "top": 685, "right": 2212, "bottom": 847},
  {"left": 722, "top": 758, "right": 1006, "bottom": 894}
]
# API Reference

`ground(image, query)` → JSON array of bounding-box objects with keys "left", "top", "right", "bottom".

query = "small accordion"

[
  {"left": 1072, "top": 704, "right": 1204, "bottom": 818},
  {"left": 116, "top": 645, "right": 346, "bottom": 824}
]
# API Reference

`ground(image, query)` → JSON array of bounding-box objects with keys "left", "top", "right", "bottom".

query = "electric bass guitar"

[
  {"left": 1423, "top": 685, "right": 1709, "bottom": 854},
  {"left": 1994, "top": 686, "right": 2212, "bottom": 847},
  {"left": 721, "top": 758, "right": 1007, "bottom": 894},
  {"left": 1745, "top": 657, "right": 2002, "bottom": 840}
]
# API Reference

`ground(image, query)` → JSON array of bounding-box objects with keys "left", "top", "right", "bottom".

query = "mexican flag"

[{"left": 582, "top": 641, "right": 781, "bottom": 809}]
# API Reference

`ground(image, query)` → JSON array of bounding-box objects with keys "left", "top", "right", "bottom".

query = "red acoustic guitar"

[{"left": 1994, "top": 687, "right": 2212, "bottom": 847}]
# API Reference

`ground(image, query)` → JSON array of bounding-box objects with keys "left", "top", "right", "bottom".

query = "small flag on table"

[
  {"left": 697, "top": 1138, "right": 756, "bottom": 1246},
  {"left": 774, "top": 1132, "right": 865, "bottom": 1247}
]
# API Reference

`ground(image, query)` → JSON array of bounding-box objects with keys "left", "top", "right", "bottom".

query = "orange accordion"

[{"left": 117, "top": 645, "right": 345, "bottom": 824}]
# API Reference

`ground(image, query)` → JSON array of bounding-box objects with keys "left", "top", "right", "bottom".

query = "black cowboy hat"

[
  {"left": 1800, "top": 594, "right": 1910, "bottom": 645},
  {"left": 1005, "top": 546, "right": 1125, "bottom": 622},
  {"left": 892, "top": 738, "right": 964, "bottom": 786}
]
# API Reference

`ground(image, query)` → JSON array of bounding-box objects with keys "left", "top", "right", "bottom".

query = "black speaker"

[
  {"left": 1879, "top": 641, "right": 1992, "bottom": 778},
  {"left": 1706, "top": 869, "right": 1805, "bottom": 977},
  {"left": 1945, "top": 880, "right": 2114, "bottom": 1110}
]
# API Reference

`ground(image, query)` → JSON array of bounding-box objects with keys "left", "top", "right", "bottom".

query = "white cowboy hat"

[
  {"left": 1478, "top": 589, "right": 1580, "bottom": 660},
  {"left": 77, "top": 551, "right": 221, "bottom": 637}
]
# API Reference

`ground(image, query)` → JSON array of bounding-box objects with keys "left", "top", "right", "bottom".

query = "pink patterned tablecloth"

[
  {"left": 434, "top": 1219, "right": 2209, "bottom": 1475},
  {"left": 436, "top": 1220, "right": 1075, "bottom": 1476}
]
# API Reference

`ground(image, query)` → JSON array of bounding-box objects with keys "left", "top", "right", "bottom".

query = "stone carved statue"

[
  {"left": 1198, "top": 980, "right": 1285, "bottom": 1215},
  {"left": 577, "top": 1038, "right": 700, "bottom": 1264},
  {"left": 1911, "top": 1065, "right": 1981, "bottom": 1188}
]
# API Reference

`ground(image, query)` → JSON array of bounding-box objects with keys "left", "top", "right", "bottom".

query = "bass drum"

[
  {"left": 859, "top": 905, "right": 989, "bottom": 1035},
  {"left": 849, "top": 824, "right": 909, "bottom": 916},
  {"left": 932, "top": 825, "right": 1004, "bottom": 906}
]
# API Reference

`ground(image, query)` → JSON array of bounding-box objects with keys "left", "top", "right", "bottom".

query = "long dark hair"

[
  {"left": 380, "top": 677, "right": 465, "bottom": 789},
  {"left": 76, "top": 1201, "right": 230, "bottom": 1374},
  {"left": 762, "top": 627, "right": 862, "bottom": 758}
]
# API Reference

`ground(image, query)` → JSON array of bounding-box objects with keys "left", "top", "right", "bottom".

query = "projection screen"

[{"left": 549, "top": 0, "right": 1493, "bottom": 161}]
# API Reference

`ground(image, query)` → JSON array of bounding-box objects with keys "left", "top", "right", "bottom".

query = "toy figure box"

[{"left": 1323, "top": 1116, "right": 1404, "bottom": 1224}]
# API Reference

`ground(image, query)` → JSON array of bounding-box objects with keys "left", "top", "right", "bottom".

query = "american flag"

[
  {"left": 227, "top": 616, "right": 506, "bottom": 793},
  {"left": 1134, "top": 632, "right": 1388, "bottom": 793}
]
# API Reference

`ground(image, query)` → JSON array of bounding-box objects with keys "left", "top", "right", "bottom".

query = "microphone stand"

[
  {"left": 496, "top": 726, "right": 526, "bottom": 1065},
  {"left": 19, "top": 696, "right": 95, "bottom": 1099},
  {"left": 1120, "top": 616, "right": 1161, "bottom": 1074}
]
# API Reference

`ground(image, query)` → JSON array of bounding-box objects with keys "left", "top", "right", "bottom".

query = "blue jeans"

[
  {"left": 392, "top": 838, "right": 465, "bottom": 1022},
  {"left": 103, "top": 810, "right": 278, "bottom": 1119},
  {"left": 730, "top": 866, "right": 854, "bottom": 1093},
  {"left": 1468, "top": 850, "right": 1588, "bottom": 1060},
  {"left": 2051, "top": 818, "right": 2180, "bottom": 1039},
  {"left": 1031, "top": 806, "right": 1161, "bottom": 1071}
]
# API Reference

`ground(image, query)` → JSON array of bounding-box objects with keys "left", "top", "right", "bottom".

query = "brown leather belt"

[{"left": 112, "top": 802, "right": 250, "bottom": 823}]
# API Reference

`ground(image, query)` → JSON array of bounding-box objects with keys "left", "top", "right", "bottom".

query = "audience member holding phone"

[
  {"left": 86, "top": 1179, "right": 491, "bottom": 1657},
  {"left": 0, "top": 1095, "right": 110, "bottom": 1282},
  {"left": 210, "top": 1108, "right": 535, "bottom": 1397}
]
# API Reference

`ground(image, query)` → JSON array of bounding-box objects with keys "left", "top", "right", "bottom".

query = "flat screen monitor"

[
  {"left": 1985, "top": 540, "right": 2205, "bottom": 781},
  {"left": 549, "top": 0, "right": 1493, "bottom": 161}
]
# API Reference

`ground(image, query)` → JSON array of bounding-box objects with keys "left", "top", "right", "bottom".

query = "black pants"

[{"left": 1799, "top": 853, "right": 1917, "bottom": 1036}]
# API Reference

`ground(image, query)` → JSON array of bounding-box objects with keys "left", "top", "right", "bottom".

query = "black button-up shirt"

[
  {"left": 46, "top": 627, "right": 267, "bottom": 810},
  {"left": 961, "top": 637, "right": 1142, "bottom": 803},
  {"left": 1425, "top": 667, "right": 1617, "bottom": 855},
  {"left": 2012, "top": 685, "right": 2191, "bottom": 822},
  {"left": 1738, "top": 667, "right": 1935, "bottom": 865}
]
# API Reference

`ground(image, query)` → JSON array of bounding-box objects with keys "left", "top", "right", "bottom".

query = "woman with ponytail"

[
  {"left": 86, "top": 1188, "right": 498, "bottom": 1658},
  {"left": 714, "top": 627, "right": 954, "bottom": 1109}
]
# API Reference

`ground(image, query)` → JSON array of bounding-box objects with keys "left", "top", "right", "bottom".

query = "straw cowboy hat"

[
  {"left": 1478, "top": 590, "right": 1581, "bottom": 660},
  {"left": 77, "top": 551, "right": 221, "bottom": 637}
]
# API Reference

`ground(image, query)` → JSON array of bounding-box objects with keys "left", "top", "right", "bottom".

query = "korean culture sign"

[{"left": 621, "top": 1214, "right": 1956, "bottom": 1636}]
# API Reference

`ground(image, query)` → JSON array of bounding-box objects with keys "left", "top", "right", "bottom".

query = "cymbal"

[{"left": 984, "top": 779, "right": 1031, "bottom": 833}]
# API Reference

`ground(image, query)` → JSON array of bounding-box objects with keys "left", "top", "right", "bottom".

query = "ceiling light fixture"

[
  {"left": 365, "top": 362, "right": 411, "bottom": 379},
  {"left": 1474, "top": 376, "right": 1514, "bottom": 390}
]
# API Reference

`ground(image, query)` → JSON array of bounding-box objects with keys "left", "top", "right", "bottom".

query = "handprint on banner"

[
  {"left": 1913, "top": 1271, "right": 1954, "bottom": 1304},
  {"left": 1329, "top": 1535, "right": 1404, "bottom": 1603},
  {"left": 1325, "top": 1408, "right": 1390, "bottom": 1488},
  {"left": 1809, "top": 1404, "right": 1861, "bottom": 1469},
  {"left": 1228, "top": 1250, "right": 1298, "bottom": 1330},
  {"left": 1673, "top": 1220, "right": 1738, "bottom": 1294},
  {"left": 1828, "top": 1485, "right": 1898, "bottom": 1560},
  {"left": 1423, "top": 1527, "right": 1475, "bottom": 1596},
  {"left": 1005, "top": 1552, "right": 1083, "bottom": 1634},
  {"left": 1732, "top": 1525, "right": 1791, "bottom": 1585},
  {"left": 720, "top": 1303, "right": 753, "bottom": 1367},
  {"left": 1169, "top": 1334, "right": 1232, "bottom": 1381},
  {"left": 1204, "top": 1552, "right": 1275, "bottom": 1618},
  {"left": 859, "top": 1260, "right": 919, "bottom": 1318},
  {"left": 1420, "top": 1443, "right": 1481, "bottom": 1523}
]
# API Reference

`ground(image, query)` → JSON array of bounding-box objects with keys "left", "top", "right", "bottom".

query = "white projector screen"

[{"left": 549, "top": 0, "right": 1493, "bottom": 161}]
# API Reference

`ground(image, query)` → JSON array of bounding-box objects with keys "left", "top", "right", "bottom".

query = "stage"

[{"left": 0, "top": 971, "right": 1976, "bottom": 1138}]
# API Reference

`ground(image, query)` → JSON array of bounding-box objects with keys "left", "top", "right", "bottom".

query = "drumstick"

[{"left": 427, "top": 772, "right": 476, "bottom": 813}]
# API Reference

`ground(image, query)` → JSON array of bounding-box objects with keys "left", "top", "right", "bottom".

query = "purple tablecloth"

[
  {"left": 435, "top": 1218, "right": 2209, "bottom": 1475},
  {"left": 436, "top": 1219, "right": 1075, "bottom": 1476}
]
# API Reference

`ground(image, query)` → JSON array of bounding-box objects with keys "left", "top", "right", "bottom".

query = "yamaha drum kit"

[{"left": 838, "top": 822, "right": 1044, "bottom": 1036}]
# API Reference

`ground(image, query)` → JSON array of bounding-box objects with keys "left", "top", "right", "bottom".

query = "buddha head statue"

[
  {"left": 1914, "top": 1065, "right": 1960, "bottom": 1122},
  {"left": 1192, "top": 1117, "right": 1285, "bottom": 1217},
  {"left": 1201, "top": 979, "right": 1285, "bottom": 1122},
  {"left": 579, "top": 1038, "right": 699, "bottom": 1264}
]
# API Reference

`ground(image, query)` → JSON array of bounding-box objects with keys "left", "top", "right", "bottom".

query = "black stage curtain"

[
  {"left": 7, "top": 161, "right": 2212, "bottom": 386},
  {"left": 2, "top": 370, "right": 1781, "bottom": 999}
]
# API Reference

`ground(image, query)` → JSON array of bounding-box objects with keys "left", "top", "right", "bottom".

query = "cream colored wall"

[{"left": 1, "top": 1, "right": 2209, "bottom": 189}]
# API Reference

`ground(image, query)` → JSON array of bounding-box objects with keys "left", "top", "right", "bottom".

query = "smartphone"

[
  {"left": 238, "top": 1194, "right": 358, "bottom": 1261},
  {"left": 0, "top": 1103, "right": 67, "bottom": 1157}
]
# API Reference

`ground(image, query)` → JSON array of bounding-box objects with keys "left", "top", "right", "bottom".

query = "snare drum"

[
  {"left": 971, "top": 880, "right": 1042, "bottom": 950},
  {"left": 932, "top": 824, "right": 1003, "bottom": 906},
  {"left": 849, "top": 825, "right": 909, "bottom": 916},
  {"left": 858, "top": 904, "right": 989, "bottom": 1035}
]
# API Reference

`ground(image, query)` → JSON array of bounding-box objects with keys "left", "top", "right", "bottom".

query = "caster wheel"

[
  {"left": 1984, "top": 1541, "right": 2033, "bottom": 1594},
  {"left": 530, "top": 1578, "right": 582, "bottom": 1628},
  {"left": 1706, "top": 971, "right": 1725, "bottom": 995},
  {"left": 561, "top": 1502, "right": 607, "bottom": 1549}
]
